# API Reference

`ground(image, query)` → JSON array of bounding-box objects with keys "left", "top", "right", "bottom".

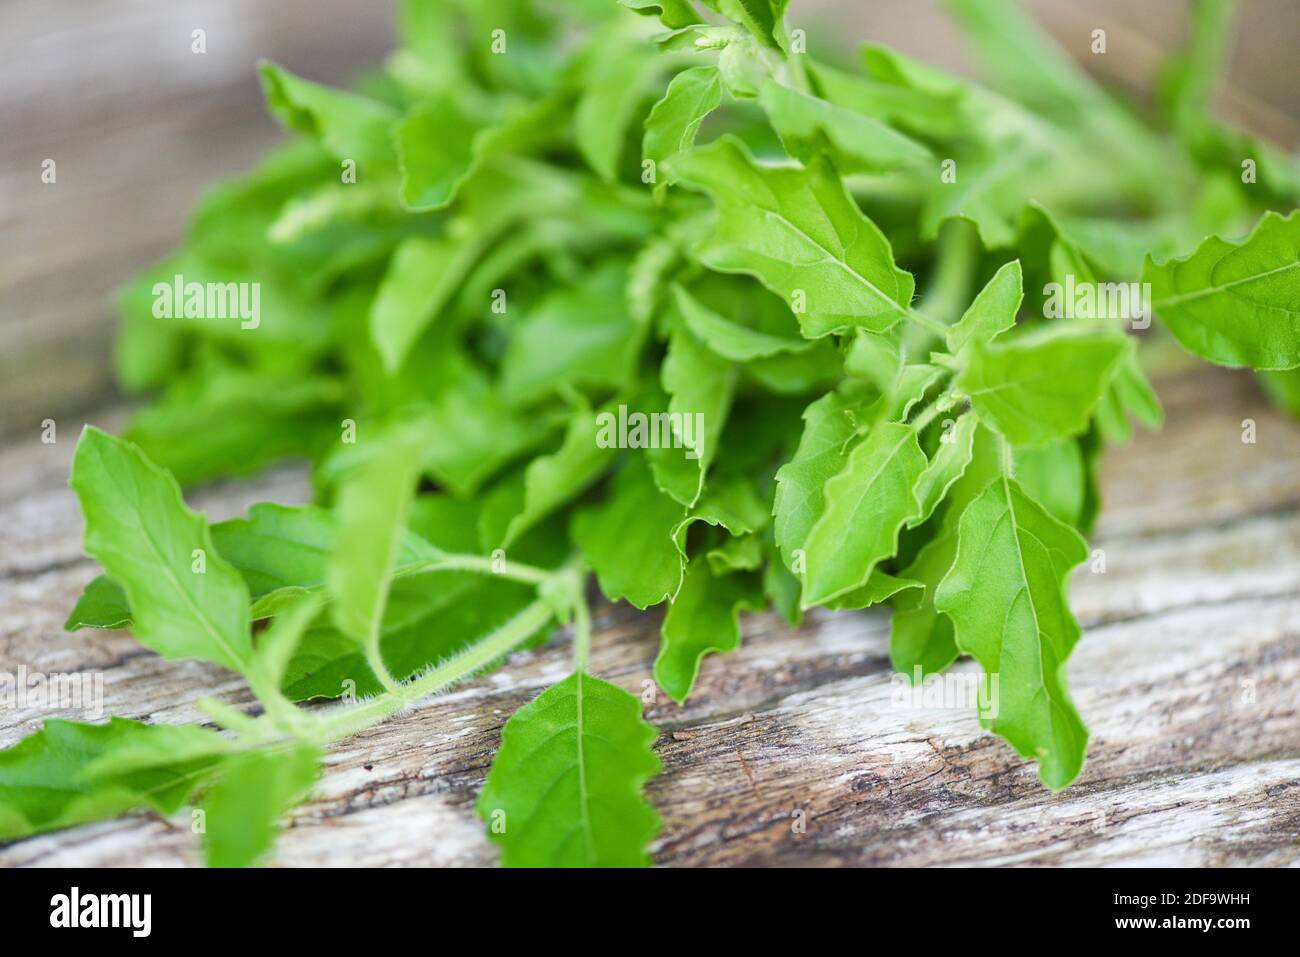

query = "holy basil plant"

[{"left": 4, "top": 0, "right": 1297, "bottom": 866}]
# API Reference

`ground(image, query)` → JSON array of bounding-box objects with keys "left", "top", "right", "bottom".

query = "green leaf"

[
  {"left": 1157, "top": 0, "right": 1238, "bottom": 130},
  {"left": 1110, "top": 347, "right": 1163, "bottom": 432},
  {"left": 328, "top": 426, "right": 429, "bottom": 668},
  {"left": 122, "top": 252, "right": 333, "bottom": 347},
  {"left": 396, "top": 96, "right": 559, "bottom": 211},
  {"left": 501, "top": 265, "right": 643, "bottom": 404},
  {"left": 716, "top": 35, "right": 768, "bottom": 99},
  {"left": 706, "top": 533, "right": 764, "bottom": 573},
  {"left": 909, "top": 412, "right": 978, "bottom": 528},
  {"left": 113, "top": 296, "right": 186, "bottom": 395},
  {"left": 257, "top": 61, "right": 398, "bottom": 168},
  {"left": 706, "top": 0, "right": 789, "bottom": 50},
  {"left": 890, "top": 423, "right": 1002, "bottom": 676},
  {"left": 800, "top": 421, "right": 927, "bottom": 607},
  {"left": 1181, "top": 120, "right": 1300, "bottom": 207},
  {"left": 64, "top": 576, "right": 133, "bottom": 631},
  {"left": 772, "top": 388, "right": 866, "bottom": 571},
  {"left": 844, "top": 331, "right": 901, "bottom": 391},
  {"left": 267, "top": 178, "right": 406, "bottom": 247},
  {"left": 947, "top": 259, "right": 1022, "bottom": 354},
  {"left": 876, "top": 363, "right": 945, "bottom": 425},
  {"left": 573, "top": 456, "right": 686, "bottom": 608},
  {"left": 643, "top": 66, "right": 722, "bottom": 200},
  {"left": 890, "top": 527, "right": 962, "bottom": 677},
  {"left": 672, "top": 283, "right": 812, "bottom": 361},
  {"left": 489, "top": 404, "right": 620, "bottom": 549},
  {"left": 921, "top": 149, "right": 1041, "bottom": 248},
  {"left": 759, "top": 80, "right": 931, "bottom": 173},
  {"left": 394, "top": 0, "right": 465, "bottom": 88},
  {"left": 655, "top": 558, "right": 762, "bottom": 702},
  {"left": 81, "top": 722, "right": 234, "bottom": 780},
  {"left": 202, "top": 744, "right": 320, "bottom": 867},
  {"left": 1094, "top": 347, "right": 1144, "bottom": 443},
  {"left": 822, "top": 570, "right": 921, "bottom": 611},
  {"left": 394, "top": 97, "right": 493, "bottom": 210},
  {"left": 173, "top": 139, "right": 394, "bottom": 288},
  {"left": 283, "top": 565, "right": 551, "bottom": 702},
  {"left": 619, "top": 0, "right": 701, "bottom": 30},
  {"left": 627, "top": 237, "right": 680, "bottom": 324},
  {"left": 211, "top": 505, "right": 347, "bottom": 616},
  {"left": 401, "top": 350, "right": 562, "bottom": 496},
  {"left": 121, "top": 365, "right": 340, "bottom": 487},
  {"left": 648, "top": 322, "right": 737, "bottom": 506},
  {"left": 935, "top": 473, "right": 1090, "bottom": 789},
  {"left": 0, "top": 719, "right": 228, "bottom": 840},
  {"left": 477, "top": 672, "right": 661, "bottom": 867},
  {"left": 218, "top": 504, "right": 436, "bottom": 617},
  {"left": 958, "top": 326, "right": 1126, "bottom": 446},
  {"left": 1013, "top": 440, "right": 1087, "bottom": 529},
  {"left": 671, "top": 475, "right": 769, "bottom": 559},
  {"left": 809, "top": 53, "right": 966, "bottom": 143},
  {"left": 1034, "top": 205, "right": 1178, "bottom": 281},
  {"left": 762, "top": 535, "right": 802, "bottom": 625},
  {"left": 69, "top": 428, "right": 253, "bottom": 673},
  {"left": 744, "top": 341, "right": 843, "bottom": 395},
  {"left": 68, "top": 504, "right": 441, "bottom": 631},
  {"left": 575, "top": 33, "right": 661, "bottom": 180},
  {"left": 283, "top": 496, "right": 562, "bottom": 701},
  {"left": 1145, "top": 211, "right": 1300, "bottom": 370},
  {"left": 370, "top": 233, "right": 492, "bottom": 374},
  {"left": 252, "top": 594, "right": 326, "bottom": 691},
  {"left": 1093, "top": 391, "right": 1129, "bottom": 445},
  {"left": 669, "top": 136, "right": 916, "bottom": 338}
]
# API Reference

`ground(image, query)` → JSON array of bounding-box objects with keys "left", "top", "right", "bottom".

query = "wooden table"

[
  {"left": 2, "top": 0, "right": 1297, "bottom": 868},
  {"left": 1, "top": 366, "right": 1297, "bottom": 866}
]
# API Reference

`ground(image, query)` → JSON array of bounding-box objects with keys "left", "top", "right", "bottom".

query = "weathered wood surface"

[
  {"left": 1, "top": 366, "right": 1297, "bottom": 867},
  {"left": 3, "top": 0, "right": 1299, "bottom": 868}
]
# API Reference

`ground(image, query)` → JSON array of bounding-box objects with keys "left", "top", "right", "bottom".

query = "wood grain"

[
  {"left": 2, "top": 0, "right": 1298, "bottom": 868},
  {"left": 1, "top": 366, "right": 1297, "bottom": 867}
]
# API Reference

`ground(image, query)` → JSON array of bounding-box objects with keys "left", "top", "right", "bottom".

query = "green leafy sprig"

[{"left": 3, "top": 0, "right": 1297, "bottom": 866}]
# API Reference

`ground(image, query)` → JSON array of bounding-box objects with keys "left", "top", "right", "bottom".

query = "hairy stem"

[
  {"left": 315, "top": 597, "right": 557, "bottom": 742},
  {"left": 232, "top": 560, "right": 583, "bottom": 755},
  {"left": 910, "top": 388, "right": 961, "bottom": 434},
  {"left": 364, "top": 630, "right": 404, "bottom": 696}
]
